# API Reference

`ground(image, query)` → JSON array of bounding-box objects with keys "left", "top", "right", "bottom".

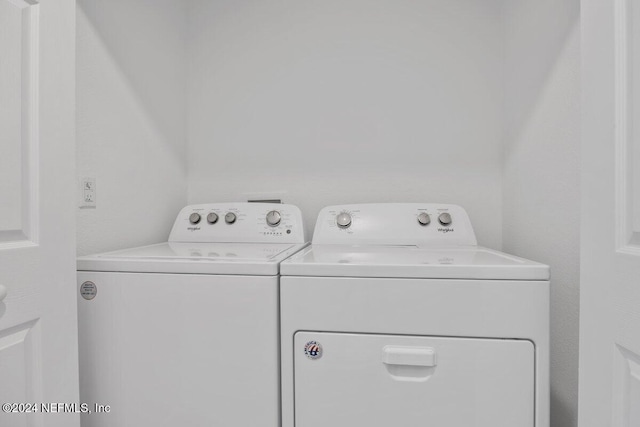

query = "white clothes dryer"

[
  {"left": 280, "top": 203, "right": 549, "bottom": 427},
  {"left": 77, "top": 203, "right": 307, "bottom": 427}
]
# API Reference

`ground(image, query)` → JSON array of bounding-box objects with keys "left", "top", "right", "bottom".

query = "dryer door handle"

[{"left": 382, "top": 346, "right": 437, "bottom": 367}]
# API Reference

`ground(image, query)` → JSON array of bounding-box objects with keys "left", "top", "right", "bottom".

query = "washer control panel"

[
  {"left": 169, "top": 203, "right": 306, "bottom": 243},
  {"left": 313, "top": 203, "right": 477, "bottom": 246}
]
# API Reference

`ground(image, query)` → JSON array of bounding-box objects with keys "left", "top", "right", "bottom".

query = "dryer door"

[{"left": 294, "top": 332, "right": 534, "bottom": 427}]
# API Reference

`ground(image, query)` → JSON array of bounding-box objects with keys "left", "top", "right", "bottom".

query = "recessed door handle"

[
  {"left": 382, "top": 346, "right": 437, "bottom": 367},
  {"left": 0, "top": 285, "right": 7, "bottom": 303}
]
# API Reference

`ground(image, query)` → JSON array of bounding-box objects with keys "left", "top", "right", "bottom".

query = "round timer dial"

[
  {"left": 207, "top": 213, "right": 219, "bottom": 224},
  {"left": 417, "top": 213, "right": 431, "bottom": 226},
  {"left": 336, "top": 212, "right": 352, "bottom": 229},
  {"left": 266, "top": 210, "right": 282, "bottom": 227},
  {"left": 189, "top": 213, "right": 201, "bottom": 224},
  {"left": 225, "top": 212, "right": 237, "bottom": 224},
  {"left": 438, "top": 212, "right": 452, "bottom": 226}
]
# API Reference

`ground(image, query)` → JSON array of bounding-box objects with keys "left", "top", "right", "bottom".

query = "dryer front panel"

[{"left": 294, "top": 331, "right": 534, "bottom": 427}]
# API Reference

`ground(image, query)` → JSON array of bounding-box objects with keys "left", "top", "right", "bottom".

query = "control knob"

[
  {"left": 225, "top": 212, "right": 237, "bottom": 224},
  {"left": 417, "top": 213, "right": 431, "bottom": 226},
  {"left": 438, "top": 212, "right": 452, "bottom": 226},
  {"left": 336, "top": 212, "right": 352, "bottom": 229},
  {"left": 189, "top": 213, "right": 201, "bottom": 224},
  {"left": 266, "top": 210, "right": 281, "bottom": 227},
  {"left": 207, "top": 212, "right": 219, "bottom": 224}
]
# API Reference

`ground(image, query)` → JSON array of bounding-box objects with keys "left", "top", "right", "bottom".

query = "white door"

[
  {"left": 0, "top": 0, "right": 79, "bottom": 426},
  {"left": 295, "top": 332, "right": 534, "bottom": 427},
  {"left": 580, "top": 0, "right": 640, "bottom": 425}
]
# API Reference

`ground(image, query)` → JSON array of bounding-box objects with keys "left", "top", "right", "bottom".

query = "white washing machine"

[
  {"left": 77, "top": 203, "right": 307, "bottom": 427},
  {"left": 280, "top": 203, "right": 549, "bottom": 427}
]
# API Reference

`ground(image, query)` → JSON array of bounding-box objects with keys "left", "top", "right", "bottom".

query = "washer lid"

[
  {"left": 280, "top": 245, "right": 549, "bottom": 280},
  {"left": 77, "top": 242, "right": 308, "bottom": 275}
]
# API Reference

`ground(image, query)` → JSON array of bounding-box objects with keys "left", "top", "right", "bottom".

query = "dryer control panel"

[
  {"left": 169, "top": 203, "right": 306, "bottom": 243},
  {"left": 312, "top": 204, "right": 477, "bottom": 246}
]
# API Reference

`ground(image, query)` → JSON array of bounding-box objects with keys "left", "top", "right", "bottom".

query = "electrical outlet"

[{"left": 80, "top": 177, "right": 96, "bottom": 209}]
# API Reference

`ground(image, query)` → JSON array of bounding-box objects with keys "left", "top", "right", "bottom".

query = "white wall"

[
  {"left": 187, "top": 0, "right": 505, "bottom": 248},
  {"left": 503, "top": 1, "right": 581, "bottom": 426},
  {"left": 76, "top": 0, "right": 188, "bottom": 255}
]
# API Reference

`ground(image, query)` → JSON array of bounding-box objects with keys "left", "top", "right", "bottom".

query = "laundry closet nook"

[
  {"left": 0, "top": 0, "right": 584, "bottom": 426},
  {"left": 74, "top": 1, "right": 580, "bottom": 426}
]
